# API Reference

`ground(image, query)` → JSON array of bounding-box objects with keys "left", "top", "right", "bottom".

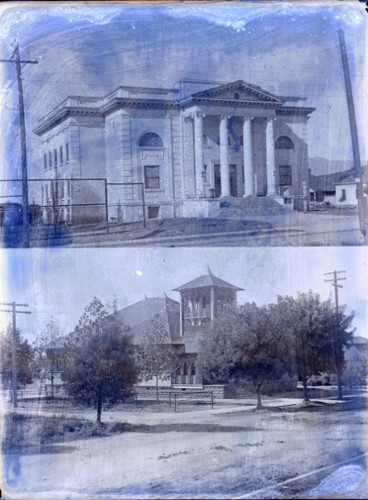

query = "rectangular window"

[
  {"left": 147, "top": 206, "right": 160, "bottom": 219},
  {"left": 60, "top": 146, "right": 63, "bottom": 164},
  {"left": 48, "top": 151, "right": 52, "bottom": 169},
  {"left": 44, "top": 154, "right": 47, "bottom": 170},
  {"left": 54, "top": 149, "right": 58, "bottom": 167},
  {"left": 144, "top": 165, "right": 160, "bottom": 189},
  {"left": 279, "top": 165, "right": 292, "bottom": 186},
  {"left": 65, "top": 143, "right": 69, "bottom": 162},
  {"left": 340, "top": 189, "right": 346, "bottom": 202}
]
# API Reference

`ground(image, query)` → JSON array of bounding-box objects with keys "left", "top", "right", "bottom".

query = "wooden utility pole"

[
  {"left": 338, "top": 29, "right": 366, "bottom": 238},
  {"left": 0, "top": 302, "right": 31, "bottom": 407},
  {"left": 0, "top": 43, "right": 38, "bottom": 248},
  {"left": 324, "top": 271, "right": 346, "bottom": 400}
]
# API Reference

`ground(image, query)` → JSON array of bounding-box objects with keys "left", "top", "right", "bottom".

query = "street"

[{"left": 2, "top": 393, "right": 367, "bottom": 499}]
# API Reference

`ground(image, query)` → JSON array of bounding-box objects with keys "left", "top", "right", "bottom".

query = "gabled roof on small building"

[{"left": 309, "top": 170, "right": 353, "bottom": 192}]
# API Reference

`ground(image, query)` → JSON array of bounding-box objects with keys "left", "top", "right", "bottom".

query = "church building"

[
  {"left": 34, "top": 79, "right": 315, "bottom": 225},
  {"left": 113, "top": 267, "right": 243, "bottom": 387}
]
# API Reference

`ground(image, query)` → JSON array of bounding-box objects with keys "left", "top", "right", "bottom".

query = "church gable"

[{"left": 189, "top": 80, "right": 283, "bottom": 103}]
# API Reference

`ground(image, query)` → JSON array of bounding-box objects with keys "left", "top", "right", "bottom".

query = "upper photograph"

[{"left": 1, "top": 1, "right": 367, "bottom": 247}]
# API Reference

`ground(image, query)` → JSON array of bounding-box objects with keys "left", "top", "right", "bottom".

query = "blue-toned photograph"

[{"left": 0, "top": 1, "right": 367, "bottom": 247}]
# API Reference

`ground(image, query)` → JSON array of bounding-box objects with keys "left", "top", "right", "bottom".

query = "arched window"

[
  {"left": 275, "top": 136, "right": 294, "bottom": 149},
  {"left": 183, "top": 362, "right": 188, "bottom": 376},
  {"left": 191, "top": 363, "right": 196, "bottom": 376},
  {"left": 139, "top": 132, "right": 163, "bottom": 148}
]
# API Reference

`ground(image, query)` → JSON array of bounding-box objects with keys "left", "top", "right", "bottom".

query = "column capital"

[{"left": 193, "top": 110, "right": 206, "bottom": 119}]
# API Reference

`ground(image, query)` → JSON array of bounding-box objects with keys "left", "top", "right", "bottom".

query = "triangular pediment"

[{"left": 189, "top": 80, "right": 283, "bottom": 103}]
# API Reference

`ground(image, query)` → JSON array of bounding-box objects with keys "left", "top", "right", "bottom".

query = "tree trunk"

[
  {"left": 50, "top": 365, "right": 54, "bottom": 399},
  {"left": 256, "top": 387, "right": 263, "bottom": 410},
  {"left": 97, "top": 394, "right": 103, "bottom": 424},
  {"left": 302, "top": 376, "right": 309, "bottom": 402},
  {"left": 156, "top": 375, "right": 159, "bottom": 403}
]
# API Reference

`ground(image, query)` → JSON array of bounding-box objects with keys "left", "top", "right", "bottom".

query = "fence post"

[{"left": 104, "top": 179, "right": 110, "bottom": 234}]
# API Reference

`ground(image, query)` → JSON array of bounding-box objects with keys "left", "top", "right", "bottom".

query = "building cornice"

[{"left": 34, "top": 85, "right": 316, "bottom": 136}]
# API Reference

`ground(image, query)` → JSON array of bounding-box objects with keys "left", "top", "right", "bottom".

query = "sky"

[
  {"left": 0, "top": 246, "right": 367, "bottom": 342},
  {"left": 0, "top": 1, "right": 367, "bottom": 184}
]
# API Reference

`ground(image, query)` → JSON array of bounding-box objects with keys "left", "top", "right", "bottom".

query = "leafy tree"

[
  {"left": 78, "top": 296, "right": 108, "bottom": 328},
  {"left": 323, "top": 304, "right": 355, "bottom": 399},
  {"left": 198, "top": 303, "right": 292, "bottom": 409},
  {"left": 342, "top": 357, "right": 367, "bottom": 388},
  {"left": 135, "top": 316, "right": 178, "bottom": 402},
  {"left": 34, "top": 317, "right": 64, "bottom": 398},
  {"left": 0, "top": 325, "right": 34, "bottom": 389},
  {"left": 275, "top": 292, "right": 337, "bottom": 402},
  {"left": 63, "top": 298, "right": 137, "bottom": 423}
]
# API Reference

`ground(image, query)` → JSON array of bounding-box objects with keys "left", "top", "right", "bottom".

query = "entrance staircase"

[{"left": 218, "top": 195, "right": 287, "bottom": 219}]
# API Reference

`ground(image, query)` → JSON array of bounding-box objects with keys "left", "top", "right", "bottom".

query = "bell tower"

[{"left": 173, "top": 266, "right": 243, "bottom": 338}]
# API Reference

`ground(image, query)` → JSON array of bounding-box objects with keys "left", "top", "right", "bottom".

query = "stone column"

[
  {"left": 219, "top": 116, "right": 230, "bottom": 197},
  {"left": 194, "top": 112, "right": 205, "bottom": 197},
  {"left": 243, "top": 117, "right": 254, "bottom": 196},
  {"left": 266, "top": 118, "right": 277, "bottom": 195}
]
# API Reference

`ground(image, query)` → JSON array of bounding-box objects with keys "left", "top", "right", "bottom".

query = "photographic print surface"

[
  {"left": 0, "top": 0, "right": 367, "bottom": 247},
  {"left": 0, "top": 246, "right": 368, "bottom": 498},
  {"left": 1, "top": 2, "right": 368, "bottom": 500}
]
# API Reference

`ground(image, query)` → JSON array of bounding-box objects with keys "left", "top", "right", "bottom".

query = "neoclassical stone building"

[{"left": 34, "top": 79, "right": 314, "bottom": 224}]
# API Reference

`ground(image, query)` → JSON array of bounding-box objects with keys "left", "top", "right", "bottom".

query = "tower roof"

[{"left": 173, "top": 267, "right": 243, "bottom": 292}]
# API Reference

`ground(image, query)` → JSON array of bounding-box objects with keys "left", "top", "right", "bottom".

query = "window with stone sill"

[{"left": 144, "top": 165, "right": 160, "bottom": 189}]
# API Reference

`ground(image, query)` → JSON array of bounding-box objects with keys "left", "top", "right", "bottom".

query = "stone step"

[{"left": 219, "top": 195, "right": 287, "bottom": 216}]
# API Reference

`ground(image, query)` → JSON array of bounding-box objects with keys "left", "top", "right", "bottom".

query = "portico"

[{"left": 35, "top": 79, "right": 315, "bottom": 223}]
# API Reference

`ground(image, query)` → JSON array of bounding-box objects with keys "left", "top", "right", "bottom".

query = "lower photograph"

[{"left": 1, "top": 247, "right": 367, "bottom": 499}]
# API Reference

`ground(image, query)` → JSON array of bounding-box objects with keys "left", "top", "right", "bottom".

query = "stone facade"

[{"left": 34, "top": 80, "right": 315, "bottom": 224}]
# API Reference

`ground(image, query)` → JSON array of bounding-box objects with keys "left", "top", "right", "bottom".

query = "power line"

[
  {"left": 0, "top": 302, "right": 31, "bottom": 407},
  {"left": 0, "top": 43, "right": 38, "bottom": 248}
]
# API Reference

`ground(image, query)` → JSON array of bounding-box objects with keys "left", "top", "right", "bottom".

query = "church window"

[
  {"left": 144, "top": 165, "right": 160, "bottom": 189},
  {"left": 139, "top": 132, "right": 163, "bottom": 148},
  {"left": 183, "top": 362, "right": 188, "bottom": 376},
  {"left": 54, "top": 149, "right": 58, "bottom": 167},
  {"left": 275, "top": 136, "right": 294, "bottom": 149},
  {"left": 48, "top": 151, "right": 52, "bottom": 169},
  {"left": 60, "top": 146, "right": 63, "bottom": 164},
  {"left": 191, "top": 363, "right": 196, "bottom": 376},
  {"left": 279, "top": 165, "right": 292, "bottom": 186},
  {"left": 65, "top": 143, "right": 69, "bottom": 162},
  {"left": 234, "top": 92, "right": 240, "bottom": 100}
]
